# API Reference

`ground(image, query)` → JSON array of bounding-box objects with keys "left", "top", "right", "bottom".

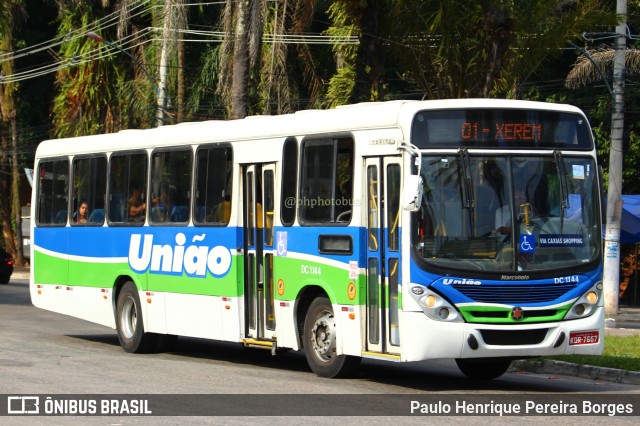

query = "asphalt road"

[{"left": 1, "top": 277, "right": 639, "bottom": 425}]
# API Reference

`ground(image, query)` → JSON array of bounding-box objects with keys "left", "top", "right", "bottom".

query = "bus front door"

[
  {"left": 242, "top": 164, "right": 277, "bottom": 342},
  {"left": 364, "top": 157, "right": 402, "bottom": 355}
]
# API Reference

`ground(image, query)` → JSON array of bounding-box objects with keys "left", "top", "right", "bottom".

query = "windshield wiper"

[
  {"left": 553, "top": 150, "right": 569, "bottom": 233},
  {"left": 458, "top": 148, "right": 475, "bottom": 231}
]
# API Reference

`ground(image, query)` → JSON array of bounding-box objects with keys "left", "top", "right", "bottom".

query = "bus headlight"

[
  {"left": 410, "top": 284, "right": 462, "bottom": 322},
  {"left": 564, "top": 282, "right": 602, "bottom": 320}
]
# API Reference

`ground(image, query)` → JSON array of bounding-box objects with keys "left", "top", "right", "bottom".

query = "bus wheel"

[
  {"left": 455, "top": 358, "right": 511, "bottom": 380},
  {"left": 116, "top": 281, "right": 157, "bottom": 353},
  {"left": 303, "top": 297, "right": 359, "bottom": 378}
]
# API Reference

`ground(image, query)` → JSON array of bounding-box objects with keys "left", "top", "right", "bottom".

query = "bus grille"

[
  {"left": 452, "top": 283, "right": 577, "bottom": 304},
  {"left": 480, "top": 328, "right": 549, "bottom": 345}
]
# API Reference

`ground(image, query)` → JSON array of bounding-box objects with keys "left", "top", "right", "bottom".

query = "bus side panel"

[
  {"left": 163, "top": 293, "right": 223, "bottom": 339},
  {"left": 147, "top": 227, "right": 242, "bottom": 341},
  {"left": 272, "top": 226, "right": 364, "bottom": 356},
  {"left": 31, "top": 227, "right": 69, "bottom": 316}
]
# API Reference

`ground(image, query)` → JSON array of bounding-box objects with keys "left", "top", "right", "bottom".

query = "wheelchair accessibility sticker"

[
  {"left": 276, "top": 231, "right": 288, "bottom": 256},
  {"left": 520, "top": 234, "right": 535, "bottom": 253}
]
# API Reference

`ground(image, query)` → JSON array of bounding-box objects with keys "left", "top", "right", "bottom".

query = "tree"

[
  {"left": 390, "top": 0, "right": 614, "bottom": 99},
  {"left": 218, "top": 0, "right": 255, "bottom": 119},
  {"left": 51, "top": 1, "right": 122, "bottom": 136},
  {"left": 566, "top": 47, "right": 640, "bottom": 189},
  {"left": 0, "top": 0, "right": 26, "bottom": 265}
]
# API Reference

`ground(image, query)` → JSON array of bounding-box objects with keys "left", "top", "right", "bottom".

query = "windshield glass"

[{"left": 414, "top": 154, "right": 600, "bottom": 273}]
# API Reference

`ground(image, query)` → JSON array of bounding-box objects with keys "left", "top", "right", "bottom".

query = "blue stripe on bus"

[
  {"left": 409, "top": 261, "right": 602, "bottom": 307},
  {"left": 33, "top": 225, "right": 369, "bottom": 266},
  {"left": 34, "top": 227, "right": 241, "bottom": 259}
]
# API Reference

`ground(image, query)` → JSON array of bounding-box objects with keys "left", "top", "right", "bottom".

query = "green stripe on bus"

[
  {"left": 34, "top": 250, "right": 367, "bottom": 305},
  {"left": 458, "top": 303, "right": 571, "bottom": 324}
]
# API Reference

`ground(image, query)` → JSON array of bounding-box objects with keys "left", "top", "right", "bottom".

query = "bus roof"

[{"left": 35, "top": 99, "right": 585, "bottom": 158}]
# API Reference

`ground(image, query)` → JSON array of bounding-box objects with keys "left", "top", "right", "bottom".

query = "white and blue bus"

[{"left": 31, "top": 99, "right": 603, "bottom": 379}]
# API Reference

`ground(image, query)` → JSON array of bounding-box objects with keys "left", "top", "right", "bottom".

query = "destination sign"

[
  {"left": 411, "top": 108, "right": 593, "bottom": 150},
  {"left": 461, "top": 122, "right": 542, "bottom": 142}
]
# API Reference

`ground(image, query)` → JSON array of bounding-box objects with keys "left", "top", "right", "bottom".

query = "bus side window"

[
  {"left": 36, "top": 158, "right": 69, "bottom": 226},
  {"left": 194, "top": 145, "right": 233, "bottom": 226},
  {"left": 72, "top": 155, "right": 107, "bottom": 226},
  {"left": 150, "top": 149, "right": 192, "bottom": 224},
  {"left": 300, "top": 136, "right": 354, "bottom": 225},
  {"left": 281, "top": 137, "right": 298, "bottom": 226},
  {"left": 108, "top": 152, "right": 148, "bottom": 225}
]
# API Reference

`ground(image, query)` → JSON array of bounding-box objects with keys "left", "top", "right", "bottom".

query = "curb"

[{"left": 512, "top": 359, "right": 640, "bottom": 385}]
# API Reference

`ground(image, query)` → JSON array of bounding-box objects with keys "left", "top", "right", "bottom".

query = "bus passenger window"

[
  {"left": 72, "top": 155, "right": 107, "bottom": 226},
  {"left": 194, "top": 145, "right": 233, "bottom": 226},
  {"left": 300, "top": 137, "right": 353, "bottom": 224},
  {"left": 36, "top": 159, "right": 69, "bottom": 226},
  {"left": 108, "top": 152, "right": 147, "bottom": 225},
  {"left": 150, "top": 149, "right": 192, "bottom": 224},
  {"left": 281, "top": 137, "right": 298, "bottom": 226}
]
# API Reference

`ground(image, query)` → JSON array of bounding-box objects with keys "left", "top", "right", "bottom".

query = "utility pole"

[
  {"left": 603, "top": 0, "right": 627, "bottom": 318},
  {"left": 156, "top": 0, "right": 172, "bottom": 127}
]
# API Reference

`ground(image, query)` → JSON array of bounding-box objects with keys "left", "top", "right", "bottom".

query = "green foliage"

[
  {"left": 391, "top": 0, "right": 614, "bottom": 99},
  {"left": 550, "top": 334, "right": 640, "bottom": 372},
  {"left": 51, "top": 5, "right": 117, "bottom": 137},
  {"left": 322, "top": 1, "right": 359, "bottom": 108},
  {"left": 187, "top": 45, "right": 224, "bottom": 119}
]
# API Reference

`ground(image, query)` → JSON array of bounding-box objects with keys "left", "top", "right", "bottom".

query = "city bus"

[{"left": 31, "top": 99, "right": 604, "bottom": 379}]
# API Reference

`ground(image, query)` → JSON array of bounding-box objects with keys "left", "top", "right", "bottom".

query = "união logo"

[{"left": 128, "top": 233, "right": 232, "bottom": 278}]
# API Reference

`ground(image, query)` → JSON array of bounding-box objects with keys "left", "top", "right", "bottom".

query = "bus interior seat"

[
  {"left": 151, "top": 206, "right": 167, "bottom": 222},
  {"left": 170, "top": 206, "right": 188, "bottom": 222},
  {"left": 88, "top": 209, "right": 105, "bottom": 223},
  {"left": 109, "top": 194, "right": 125, "bottom": 222},
  {"left": 195, "top": 206, "right": 206, "bottom": 222},
  {"left": 54, "top": 210, "right": 68, "bottom": 224}
]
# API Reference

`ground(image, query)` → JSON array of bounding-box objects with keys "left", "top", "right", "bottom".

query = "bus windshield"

[{"left": 414, "top": 154, "right": 601, "bottom": 273}]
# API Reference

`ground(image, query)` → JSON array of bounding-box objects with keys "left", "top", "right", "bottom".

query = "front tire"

[
  {"left": 116, "top": 282, "right": 158, "bottom": 353},
  {"left": 455, "top": 358, "right": 511, "bottom": 380},
  {"left": 303, "top": 297, "right": 359, "bottom": 378}
]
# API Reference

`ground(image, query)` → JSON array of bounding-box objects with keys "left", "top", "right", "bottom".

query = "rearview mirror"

[{"left": 403, "top": 174, "right": 423, "bottom": 212}]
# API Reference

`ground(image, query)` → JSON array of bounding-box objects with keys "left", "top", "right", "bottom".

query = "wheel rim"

[
  {"left": 120, "top": 296, "right": 137, "bottom": 339},
  {"left": 310, "top": 309, "right": 336, "bottom": 362}
]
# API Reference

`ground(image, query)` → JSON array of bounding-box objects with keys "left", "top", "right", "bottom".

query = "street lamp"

[{"left": 86, "top": 31, "right": 164, "bottom": 127}]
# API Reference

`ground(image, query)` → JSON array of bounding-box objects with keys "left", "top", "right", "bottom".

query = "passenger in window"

[
  {"left": 152, "top": 190, "right": 171, "bottom": 222},
  {"left": 213, "top": 195, "right": 232, "bottom": 223},
  {"left": 128, "top": 184, "right": 147, "bottom": 222},
  {"left": 73, "top": 201, "right": 89, "bottom": 223}
]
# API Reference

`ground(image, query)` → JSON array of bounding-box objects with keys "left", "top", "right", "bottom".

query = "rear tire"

[
  {"left": 455, "top": 358, "right": 511, "bottom": 380},
  {"left": 303, "top": 297, "right": 360, "bottom": 378},
  {"left": 116, "top": 281, "right": 158, "bottom": 353},
  {"left": 0, "top": 275, "right": 9, "bottom": 284}
]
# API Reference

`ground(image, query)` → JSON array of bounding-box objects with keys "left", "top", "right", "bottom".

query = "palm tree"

[
  {"left": 218, "top": 0, "right": 255, "bottom": 119},
  {"left": 566, "top": 48, "right": 640, "bottom": 89}
]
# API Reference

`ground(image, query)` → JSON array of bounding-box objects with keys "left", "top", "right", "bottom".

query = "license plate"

[{"left": 569, "top": 331, "right": 599, "bottom": 345}]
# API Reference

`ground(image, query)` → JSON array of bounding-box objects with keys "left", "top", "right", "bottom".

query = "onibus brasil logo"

[{"left": 128, "top": 233, "right": 232, "bottom": 278}]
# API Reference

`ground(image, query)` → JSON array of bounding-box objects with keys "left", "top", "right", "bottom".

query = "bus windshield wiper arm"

[
  {"left": 458, "top": 149, "right": 474, "bottom": 208},
  {"left": 554, "top": 150, "right": 568, "bottom": 233},
  {"left": 458, "top": 148, "right": 475, "bottom": 231}
]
